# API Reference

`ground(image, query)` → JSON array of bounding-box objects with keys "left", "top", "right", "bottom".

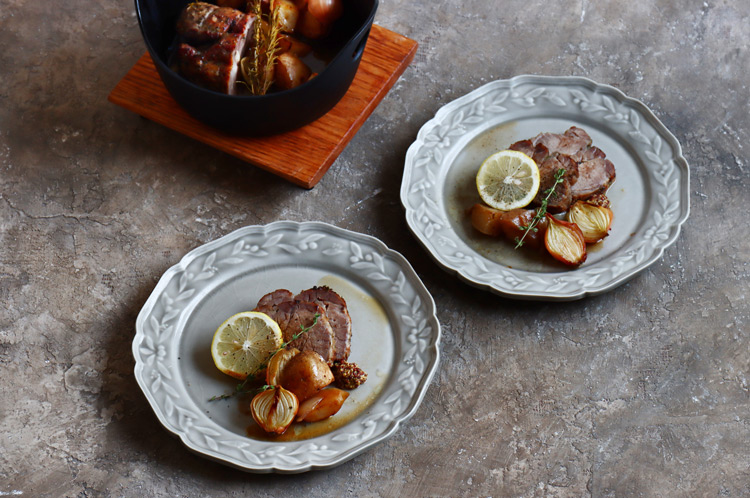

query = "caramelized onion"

[
  {"left": 272, "top": 0, "right": 299, "bottom": 33},
  {"left": 296, "top": 7, "right": 329, "bottom": 39},
  {"left": 296, "top": 388, "right": 349, "bottom": 422},
  {"left": 307, "top": 0, "right": 343, "bottom": 25},
  {"left": 278, "top": 350, "right": 334, "bottom": 401},
  {"left": 265, "top": 348, "right": 300, "bottom": 386},
  {"left": 469, "top": 204, "right": 548, "bottom": 251},
  {"left": 567, "top": 201, "right": 613, "bottom": 243},
  {"left": 544, "top": 214, "right": 587, "bottom": 266},
  {"left": 277, "top": 34, "right": 312, "bottom": 57},
  {"left": 274, "top": 52, "right": 312, "bottom": 90},
  {"left": 250, "top": 386, "right": 299, "bottom": 434}
]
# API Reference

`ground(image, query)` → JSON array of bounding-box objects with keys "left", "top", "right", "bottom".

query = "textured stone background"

[{"left": 1, "top": 0, "right": 749, "bottom": 496}]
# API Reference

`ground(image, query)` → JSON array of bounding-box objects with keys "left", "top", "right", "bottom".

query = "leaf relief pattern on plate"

[
  {"left": 133, "top": 222, "right": 440, "bottom": 471},
  {"left": 401, "top": 75, "right": 689, "bottom": 299}
]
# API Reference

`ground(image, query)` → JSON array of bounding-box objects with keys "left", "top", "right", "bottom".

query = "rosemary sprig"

[
  {"left": 514, "top": 168, "right": 566, "bottom": 249},
  {"left": 238, "top": 1, "right": 282, "bottom": 95},
  {"left": 208, "top": 313, "right": 320, "bottom": 401}
]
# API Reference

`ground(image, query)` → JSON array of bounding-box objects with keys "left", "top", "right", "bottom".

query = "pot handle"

[{"left": 352, "top": 28, "right": 370, "bottom": 59}]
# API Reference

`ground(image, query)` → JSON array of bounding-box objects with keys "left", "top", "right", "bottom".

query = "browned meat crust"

[
  {"left": 255, "top": 289, "right": 294, "bottom": 313},
  {"left": 295, "top": 286, "right": 352, "bottom": 362},
  {"left": 534, "top": 153, "right": 579, "bottom": 213},
  {"left": 509, "top": 139, "right": 549, "bottom": 165},
  {"left": 262, "top": 300, "right": 335, "bottom": 364},
  {"left": 175, "top": 3, "right": 253, "bottom": 95},
  {"left": 509, "top": 127, "right": 614, "bottom": 212},
  {"left": 532, "top": 126, "right": 592, "bottom": 159},
  {"left": 254, "top": 287, "right": 355, "bottom": 364},
  {"left": 176, "top": 3, "right": 249, "bottom": 44},
  {"left": 571, "top": 157, "right": 616, "bottom": 201}
]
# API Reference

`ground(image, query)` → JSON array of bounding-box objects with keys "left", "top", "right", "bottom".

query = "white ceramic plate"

[
  {"left": 401, "top": 75, "right": 690, "bottom": 300},
  {"left": 133, "top": 221, "right": 440, "bottom": 473}
]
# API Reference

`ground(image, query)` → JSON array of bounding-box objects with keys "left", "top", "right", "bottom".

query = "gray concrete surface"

[{"left": 1, "top": 0, "right": 749, "bottom": 496}]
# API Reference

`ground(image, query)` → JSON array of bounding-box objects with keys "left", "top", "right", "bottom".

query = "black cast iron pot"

[{"left": 135, "top": 0, "right": 378, "bottom": 135}]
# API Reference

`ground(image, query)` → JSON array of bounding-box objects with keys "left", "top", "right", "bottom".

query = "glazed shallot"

[{"left": 250, "top": 386, "right": 299, "bottom": 434}]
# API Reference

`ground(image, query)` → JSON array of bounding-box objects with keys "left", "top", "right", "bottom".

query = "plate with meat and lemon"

[
  {"left": 401, "top": 75, "right": 690, "bottom": 300},
  {"left": 133, "top": 221, "right": 440, "bottom": 472}
]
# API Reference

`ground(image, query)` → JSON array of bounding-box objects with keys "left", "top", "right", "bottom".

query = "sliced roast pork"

[
  {"left": 508, "top": 139, "right": 549, "bottom": 165},
  {"left": 254, "top": 287, "right": 354, "bottom": 364},
  {"left": 175, "top": 3, "right": 253, "bottom": 95},
  {"left": 533, "top": 153, "right": 579, "bottom": 213},
  {"left": 571, "top": 156, "right": 616, "bottom": 201},
  {"left": 255, "top": 289, "right": 294, "bottom": 313},
  {"left": 176, "top": 3, "right": 250, "bottom": 44},
  {"left": 260, "top": 300, "right": 335, "bottom": 364},
  {"left": 511, "top": 136, "right": 579, "bottom": 213},
  {"left": 531, "top": 126, "right": 592, "bottom": 160},
  {"left": 510, "top": 126, "right": 616, "bottom": 212},
  {"left": 474, "top": 126, "right": 616, "bottom": 253},
  {"left": 295, "top": 286, "right": 352, "bottom": 362}
]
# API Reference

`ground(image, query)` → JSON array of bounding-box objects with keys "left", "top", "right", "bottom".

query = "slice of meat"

[
  {"left": 263, "top": 300, "right": 335, "bottom": 364},
  {"left": 176, "top": 3, "right": 218, "bottom": 44},
  {"left": 532, "top": 126, "right": 592, "bottom": 159},
  {"left": 176, "top": 3, "right": 249, "bottom": 44},
  {"left": 175, "top": 4, "right": 253, "bottom": 95},
  {"left": 509, "top": 139, "right": 550, "bottom": 165},
  {"left": 511, "top": 129, "right": 584, "bottom": 213},
  {"left": 532, "top": 153, "right": 579, "bottom": 213},
  {"left": 571, "top": 157, "right": 616, "bottom": 201},
  {"left": 579, "top": 145, "right": 606, "bottom": 162},
  {"left": 295, "top": 286, "right": 352, "bottom": 362},
  {"left": 255, "top": 289, "right": 294, "bottom": 314}
]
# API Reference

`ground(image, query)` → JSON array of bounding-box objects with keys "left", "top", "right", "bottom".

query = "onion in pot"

[
  {"left": 307, "top": 0, "right": 343, "bottom": 25},
  {"left": 274, "top": 52, "right": 312, "bottom": 90},
  {"left": 271, "top": 0, "right": 299, "bottom": 33},
  {"left": 277, "top": 34, "right": 312, "bottom": 56},
  {"left": 296, "top": 7, "right": 330, "bottom": 39}
]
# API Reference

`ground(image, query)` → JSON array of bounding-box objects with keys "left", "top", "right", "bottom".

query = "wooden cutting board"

[{"left": 109, "top": 24, "right": 418, "bottom": 188}]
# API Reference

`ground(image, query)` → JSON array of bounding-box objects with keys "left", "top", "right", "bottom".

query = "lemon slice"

[
  {"left": 475, "top": 150, "right": 541, "bottom": 210},
  {"left": 210, "top": 311, "right": 283, "bottom": 380}
]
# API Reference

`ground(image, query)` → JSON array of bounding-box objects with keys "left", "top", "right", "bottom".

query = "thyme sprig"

[
  {"left": 514, "top": 168, "right": 566, "bottom": 249},
  {"left": 208, "top": 313, "right": 320, "bottom": 402}
]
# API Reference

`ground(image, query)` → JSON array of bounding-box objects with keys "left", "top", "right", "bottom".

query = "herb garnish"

[
  {"left": 208, "top": 313, "right": 320, "bottom": 401},
  {"left": 514, "top": 168, "right": 566, "bottom": 249},
  {"left": 238, "top": 1, "right": 282, "bottom": 95}
]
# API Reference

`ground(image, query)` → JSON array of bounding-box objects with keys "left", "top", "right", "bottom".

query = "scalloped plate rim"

[
  {"left": 400, "top": 74, "right": 690, "bottom": 301},
  {"left": 133, "top": 220, "right": 441, "bottom": 472}
]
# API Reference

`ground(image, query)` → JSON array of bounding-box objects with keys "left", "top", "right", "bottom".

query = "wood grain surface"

[{"left": 108, "top": 24, "right": 418, "bottom": 188}]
